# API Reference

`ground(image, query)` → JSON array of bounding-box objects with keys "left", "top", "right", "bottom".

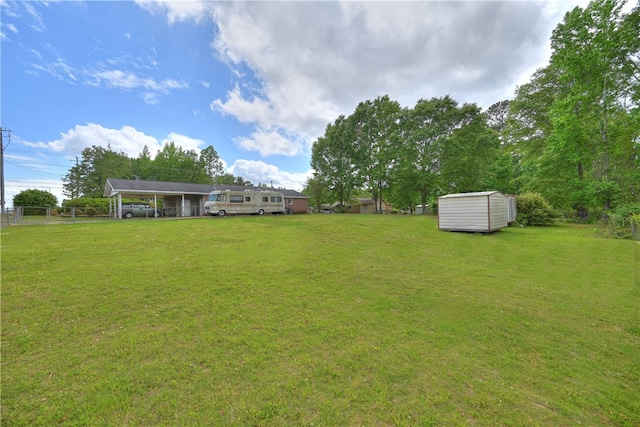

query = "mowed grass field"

[{"left": 1, "top": 214, "right": 638, "bottom": 426}]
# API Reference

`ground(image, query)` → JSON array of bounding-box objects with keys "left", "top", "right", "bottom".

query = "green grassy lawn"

[{"left": 1, "top": 215, "right": 638, "bottom": 426}]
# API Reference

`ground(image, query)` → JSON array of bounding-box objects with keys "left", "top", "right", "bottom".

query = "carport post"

[
  {"left": 117, "top": 193, "right": 122, "bottom": 219},
  {"left": 181, "top": 194, "right": 185, "bottom": 217}
]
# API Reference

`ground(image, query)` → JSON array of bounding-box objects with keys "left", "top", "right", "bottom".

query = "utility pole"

[{"left": 1, "top": 127, "right": 11, "bottom": 215}]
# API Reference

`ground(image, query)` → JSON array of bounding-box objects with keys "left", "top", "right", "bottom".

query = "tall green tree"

[
  {"left": 505, "top": 0, "right": 639, "bottom": 216},
  {"left": 505, "top": 67, "right": 562, "bottom": 159},
  {"left": 349, "top": 95, "right": 402, "bottom": 213},
  {"left": 63, "top": 156, "right": 86, "bottom": 199},
  {"left": 199, "top": 145, "right": 224, "bottom": 182},
  {"left": 485, "top": 100, "right": 520, "bottom": 194},
  {"left": 311, "top": 116, "right": 360, "bottom": 208},
  {"left": 233, "top": 176, "right": 253, "bottom": 186},
  {"left": 485, "top": 100, "right": 511, "bottom": 134},
  {"left": 132, "top": 146, "right": 153, "bottom": 181},
  {"left": 151, "top": 142, "right": 210, "bottom": 184},
  {"left": 213, "top": 173, "right": 253, "bottom": 186},
  {"left": 63, "top": 145, "right": 132, "bottom": 198},
  {"left": 440, "top": 103, "right": 500, "bottom": 193},
  {"left": 395, "top": 96, "right": 459, "bottom": 213},
  {"left": 302, "top": 176, "right": 330, "bottom": 212},
  {"left": 548, "top": 0, "right": 638, "bottom": 214}
]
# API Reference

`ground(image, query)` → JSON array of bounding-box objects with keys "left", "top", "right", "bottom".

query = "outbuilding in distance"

[{"left": 438, "top": 191, "right": 510, "bottom": 233}]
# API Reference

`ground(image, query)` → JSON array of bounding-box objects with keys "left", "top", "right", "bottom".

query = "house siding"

[
  {"left": 354, "top": 198, "right": 393, "bottom": 214},
  {"left": 360, "top": 202, "right": 375, "bottom": 214},
  {"left": 286, "top": 198, "right": 308, "bottom": 214}
]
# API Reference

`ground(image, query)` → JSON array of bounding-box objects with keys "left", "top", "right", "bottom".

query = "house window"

[
  {"left": 288, "top": 198, "right": 293, "bottom": 205},
  {"left": 230, "top": 195, "right": 244, "bottom": 203}
]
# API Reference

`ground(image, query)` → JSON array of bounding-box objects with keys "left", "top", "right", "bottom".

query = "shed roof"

[
  {"left": 103, "top": 178, "right": 309, "bottom": 199},
  {"left": 438, "top": 191, "right": 503, "bottom": 199}
]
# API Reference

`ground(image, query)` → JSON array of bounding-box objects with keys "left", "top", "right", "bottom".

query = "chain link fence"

[
  {"left": 1, "top": 206, "right": 115, "bottom": 227},
  {"left": 1, "top": 205, "right": 204, "bottom": 226},
  {"left": 595, "top": 216, "right": 640, "bottom": 240}
]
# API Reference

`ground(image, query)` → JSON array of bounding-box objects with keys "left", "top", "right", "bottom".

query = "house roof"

[
  {"left": 103, "top": 178, "right": 309, "bottom": 198},
  {"left": 357, "top": 197, "right": 391, "bottom": 205}
]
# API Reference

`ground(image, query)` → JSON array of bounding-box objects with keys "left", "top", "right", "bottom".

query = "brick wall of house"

[{"left": 286, "top": 198, "right": 309, "bottom": 214}]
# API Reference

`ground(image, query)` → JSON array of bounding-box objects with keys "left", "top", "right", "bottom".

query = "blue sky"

[{"left": 1, "top": 0, "right": 589, "bottom": 206}]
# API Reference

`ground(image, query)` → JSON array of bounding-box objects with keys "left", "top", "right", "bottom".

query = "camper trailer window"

[
  {"left": 263, "top": 197, "right": 269, "bottom": 202},
  {"left": 245, "top": 196, "right": 251, "bottom": 202},
  {"left": 230, "top": 195, "right": 244, "bottom": 203},
  {"left": 271, "top": 196, "right": 282, "bottom": 202}
]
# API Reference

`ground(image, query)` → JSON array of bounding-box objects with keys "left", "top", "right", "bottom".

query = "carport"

[
  {"left": 103, "top": 178, "right": 311, "bottom": 218},
  {"left": 104, "top": 178, "right": 214, "bottom": 219}
]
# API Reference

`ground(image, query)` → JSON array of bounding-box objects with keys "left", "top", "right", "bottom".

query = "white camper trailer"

[
  {"left": 204, "top": 189, "right": 285, "bottom": 216},
  {"left": 438, "top": 191, "right": 509, "bottom": 232}
]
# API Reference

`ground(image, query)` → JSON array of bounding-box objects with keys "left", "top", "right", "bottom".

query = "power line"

[
  {"left": 4, "top": 183, "right": 64, "bottom": 189},
  {"left": 4, "top": 159, "right": 68, "bottom": 179}
]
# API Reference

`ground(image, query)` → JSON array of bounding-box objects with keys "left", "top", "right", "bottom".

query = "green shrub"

[
  {"left": 62, "top": 197, "right": 162, "bottom": 216},
  {"left": 516, "top": 192, "right": 555, "bottom": 226},
  {"left": 597, "top": 203, "right": 640, "bottom": 240},
  {"left": 63, "top": 197, "right": 117, "bottom": 215},
  {"left": 85, "top": 207, "right": 99, "bottom": 217},
  {"left": 13, "top": 189, "right": 58, "bottom": 215}
]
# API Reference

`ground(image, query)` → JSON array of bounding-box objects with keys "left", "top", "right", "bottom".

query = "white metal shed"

[{"left": 438, "top": 191, "right": 509, "bottom": 232}]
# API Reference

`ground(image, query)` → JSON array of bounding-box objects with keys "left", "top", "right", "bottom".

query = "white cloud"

[
  {"left": 134, "top": 0, "right": 208, "bottom": 25},
  {"left": 160, "top": 133, "right": 205, "bottom": 154},
  {"left": 141, "top": 92, "right": 160, "bottom": 105},
  {"left": 23, "top": 1, "right": 46, "bottom": 32},
  {"left": 132, "top": 1, "right": 583, "bottom": 159},
  {"left": 235, "top": 129, "right": 303, "bottom": 157},
  {"left": 86, "top": 69, "right": 188, "bottom": 93},
  {"left": 24, "top": 46, "right": 187, "bottom": 102},
  {"left": 28, "top": 58, "right": 77, "bottom": 82},
  {"left": 4, "top": 22, "right": 18, "bottom": 33},
  {"left": 1, "top": 2, "right": 20, "bottom": 19},
  {"left": 211, "top": 86, "right": 310, "bottom": 156},
  {"left": 227, "top": 159, "right": 311, "bottom": 191},
  {"left": 21, "top": 123, "right": 207, "bottom": 160},
  {"left": 205, "top": 1, "right": 574, "bottom": 156},
  {"left": 24, "top": 123, "right": 159, "bottom": 157},
  {"left": 211, "top": 84, "right": 274, "bottom": 128}
]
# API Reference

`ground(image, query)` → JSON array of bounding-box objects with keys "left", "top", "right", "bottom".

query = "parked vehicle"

[
  {"left": 121, "top": 202, "right": 161, "bottom": 218},
  {"left": 204, "top": 189, "right": 285, "bottom": 216}
]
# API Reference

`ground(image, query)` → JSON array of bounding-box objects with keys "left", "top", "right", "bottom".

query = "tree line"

[
  {"left": 309, "top": 95, "right": 504, "bottom": 213},
  {"left": 308, "top": 0, "right": 639, "bottom": 219},
  {"left": 62, "top": 142, "right": 252, "bottom": 199}
]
